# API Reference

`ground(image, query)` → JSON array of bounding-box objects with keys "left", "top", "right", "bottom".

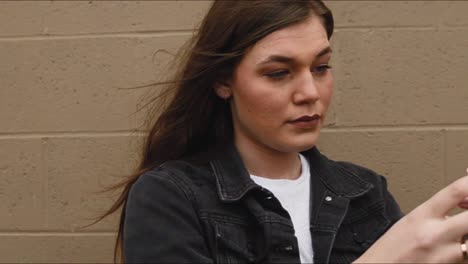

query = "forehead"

[{"left": 246, "top": 15, "right": 330, "bottom": 64}]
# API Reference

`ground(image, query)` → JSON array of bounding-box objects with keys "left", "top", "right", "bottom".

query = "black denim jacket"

[{"left": 123, "top": 145, "right": 404, "bottom": 263}]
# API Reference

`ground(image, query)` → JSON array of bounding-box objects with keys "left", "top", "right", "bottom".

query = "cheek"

[
  {"left": 233, "top": 83, "right": 286, "bottom": 127},
  {"left": 238, "top": 91, "right": 282, "bottom": 124},
  {"left": 320, "top": 77, "right": 334, "bottom": 108}
]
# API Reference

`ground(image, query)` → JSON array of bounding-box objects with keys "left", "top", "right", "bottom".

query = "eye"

[
  {"left": 265, "top": 70, "right": 290, "bottom": 81},
  {"left": 312, "top": 64, "right": 332, "bottom": 76}
]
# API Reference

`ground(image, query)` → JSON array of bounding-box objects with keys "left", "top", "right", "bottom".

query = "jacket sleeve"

[
  {"left": 379, "top": 175, "right": 405, "bottom": 229},
  {"left": 123, "top": 170, "right": 214, "bottom": 263}
]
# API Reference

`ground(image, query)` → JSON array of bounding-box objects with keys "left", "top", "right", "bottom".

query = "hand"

[{"left": 355, "top": 169, "right": 468, "bottom": 263}]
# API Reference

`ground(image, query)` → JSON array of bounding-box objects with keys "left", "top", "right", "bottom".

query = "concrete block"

[
  {"left": 0, "top": 1, "right": 211, "bottom": 37},
  {"left": 331, "top": 28, "right": 468, "bottom": 126},
  {"left": 0, "top": 236, "right": 46, "bottom": 263},
  {"left": 0, "top": 234, "right": 115, "bottom": 263},
  {"left": 317, "top": 129, "right": 445, "bottom": 213},
  {"left": 0, "top": 34, "right": 190, "bottom": 133},
  {"left": 43, "top": 1, "right": 211, "bottom": 35},
  {"left": 0, "top": 139, "right": 45, "bottom": 230},
  {"left": 0, "top": 1, "right": 49, "bottom": 37},
  {"left": 326, "top": 1, "right": 445, "bottom": 28},
  {"left": 445, "top": 129, "right": 468, "bottom": 215},
  {"left": 442, "top": 1, "right": 468, "bottom": 26},
  {"left": 445, "top": 130, "right": 468, "bottom": 184},
  {"left": 44, "top": 234, "right": 115, "bottom": 263},
  {"left": 45, "top": 135, "right": 143, "bottom": 231}
]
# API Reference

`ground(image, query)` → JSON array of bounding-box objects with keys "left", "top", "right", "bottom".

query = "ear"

[{"left": 214, "top": 80, "right": 232, "bottom": 100}]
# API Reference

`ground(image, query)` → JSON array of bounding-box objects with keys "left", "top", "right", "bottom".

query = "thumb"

[{"left": 418, "top": 169, "right": 468, "bottom": 218}]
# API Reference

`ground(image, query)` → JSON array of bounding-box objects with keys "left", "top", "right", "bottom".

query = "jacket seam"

[
  {"left": 210, "top": 160, "right": 259, "bottom": 202},
  {"left": 336, "top": 161, "right": 375, "bottom": 186},
  {"left": 154, "top": 165, "right": 204, "bottom": 228},
  {"left": 333, "top": 162, "right": 375, "bottom": 196}
]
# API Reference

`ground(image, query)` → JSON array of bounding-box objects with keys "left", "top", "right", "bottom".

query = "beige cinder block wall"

[{"left": 0, "top": 1, "right": 467, "bottom": 263}]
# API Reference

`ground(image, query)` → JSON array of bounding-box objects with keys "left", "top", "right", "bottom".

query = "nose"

[{"left": 292, "top": 72, "right": 320, "bottom": 105}]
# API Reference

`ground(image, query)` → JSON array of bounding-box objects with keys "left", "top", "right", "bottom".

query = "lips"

[
  {"left": 288, "top": 114, "right": 321, "bottom": 129},
  {"left": 291, "top": 114, "right": 321, "bottom": 123}
]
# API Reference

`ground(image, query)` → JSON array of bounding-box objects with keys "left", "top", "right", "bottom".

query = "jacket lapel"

[{"left": 303, "top": 147, "right": 373, "bottom": 263}]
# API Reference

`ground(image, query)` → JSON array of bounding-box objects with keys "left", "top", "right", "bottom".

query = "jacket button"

[
  {"left": 325, "top": 196, "right": 333, "bottom": 202},
  {"left": 284, "top": 245, "right": 293, "bottom": 251},
  {"left": 353, "top": 232, "right": 366, "bottom": 244}
]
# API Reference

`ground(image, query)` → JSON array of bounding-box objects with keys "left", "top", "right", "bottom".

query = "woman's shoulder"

[
  {"left": 308, "top": 147, "right": 388, "bottom": 189},
  {"left": 334, "top": 160, "right": 387, "bottom": 183},
  {"left": 324, "top": 157, "right": 404, "bottom": 218},
  {"left": 131, "top": 159, "right": 216, "bottom": 198},
  {"left": 319, "top": 152, "right": 391, "bottom": 196}
]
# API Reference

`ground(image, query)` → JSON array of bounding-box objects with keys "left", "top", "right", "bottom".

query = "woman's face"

[{"left": 218, "top": 15, "right": 333, "bottom": 154}]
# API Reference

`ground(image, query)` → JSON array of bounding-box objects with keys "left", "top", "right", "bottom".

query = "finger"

[
  {"left": 445, "top": 243, "right": 467, "bottom": 264},
  {"left": 422, "top": 243, "right": 468, "bottom": 263},
  {"left": 444, "top": 209, "right": 468, "bottom": 240},
  {"left": 460, "top": 169, "right": 468, "bottom": 209},
  {"left": 459, "top": 197, "right": 468, "bottom": 209},
  {"left": 419, "top": 175, "right": 468, "bottom": 218},
  {"left": 458, "top": 170, "right": 468, "bottom": 209},
  {"left": 445, "top": 242, "right": 468, "bottom": 264}
]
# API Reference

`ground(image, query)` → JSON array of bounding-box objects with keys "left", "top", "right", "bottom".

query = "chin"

[
  {"left": 286, "top": 133, "right": 320, "bottom": 153},
  {"left": 274, "top": 138, "right": 318, "bottom": 153},
  {"left": 294, "top": 143, "right": 317, "bottom": 153}
]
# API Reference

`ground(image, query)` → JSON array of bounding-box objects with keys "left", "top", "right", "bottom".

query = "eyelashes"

[
  {"left": 265, "top": 64, "right": 332, "bottom": 81},
  {"left": 265, "top": 70, "right": 290, "bottom": 80},
  {"left": 313, "top": 64, "right": 332, "bottom": 74}
]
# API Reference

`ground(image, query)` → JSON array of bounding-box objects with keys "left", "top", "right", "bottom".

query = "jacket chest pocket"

[
  {"left": 214, "top": 222, "right": 257, "bottom": 264},
  {"left": 333, "top": 201, "right": 390, "bottom": 255}
]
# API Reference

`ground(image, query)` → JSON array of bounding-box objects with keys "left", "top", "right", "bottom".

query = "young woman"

[{"left": 102, "top": 1, "right": 468, "bottom": 263}]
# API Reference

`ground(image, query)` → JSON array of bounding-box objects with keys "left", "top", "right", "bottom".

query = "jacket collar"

[
  {"left": 303, "top": 147, "right": 374, "bottom": 198},
  {"left": 210, "top": 143, "right": 373, "bottom": 202},
  {"left": 210, "top": 143, "right": 260, "bottom": 202}
]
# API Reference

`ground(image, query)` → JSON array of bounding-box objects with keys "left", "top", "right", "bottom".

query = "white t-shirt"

[{"left": 250, "top": 154, "right": 313, "bottom": 263}]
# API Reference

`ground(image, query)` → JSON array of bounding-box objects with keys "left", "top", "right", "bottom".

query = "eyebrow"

[{"left": 256, "top": 46, "right": 332, "bottom": 66}]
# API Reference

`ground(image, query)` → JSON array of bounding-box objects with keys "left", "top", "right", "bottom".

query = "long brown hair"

[{"left": 101, "top": 1, "right": 334, "bottom": 262}]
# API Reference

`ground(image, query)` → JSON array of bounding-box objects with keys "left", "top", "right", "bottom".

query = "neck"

[{"left": 234, "top": 136, "right": 302, "bottom": 180}]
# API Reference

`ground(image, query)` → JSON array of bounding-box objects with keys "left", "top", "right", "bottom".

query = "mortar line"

[
  {"left": 1, "top": 25, "right": 468, "bottom": 41},
  {"left": 41, "top": 138, "right": 49, "bottom": 229},
  {"left": 336, "top": 25, "right": 468, "bottom": 31},
  {"left": 1, "top": 125, "right": 468, "bottom": 139},
  {"left": 335, "top": 26, "right": 437, "bottom": 31},
  {"left": 442, "top": 129, "right": 448, "bottom": 186},
  {"left": 322, "top": 124, "right": 468, "bottom": 133},
  {"left": 0, "top": 232, "right": 116, "bottom": 237},
  {"left": 0, "top": 30, "right": 194, "bottom": 41},
  {"left": 0, "top": 131, "right": 147, "bottom": 139}
]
